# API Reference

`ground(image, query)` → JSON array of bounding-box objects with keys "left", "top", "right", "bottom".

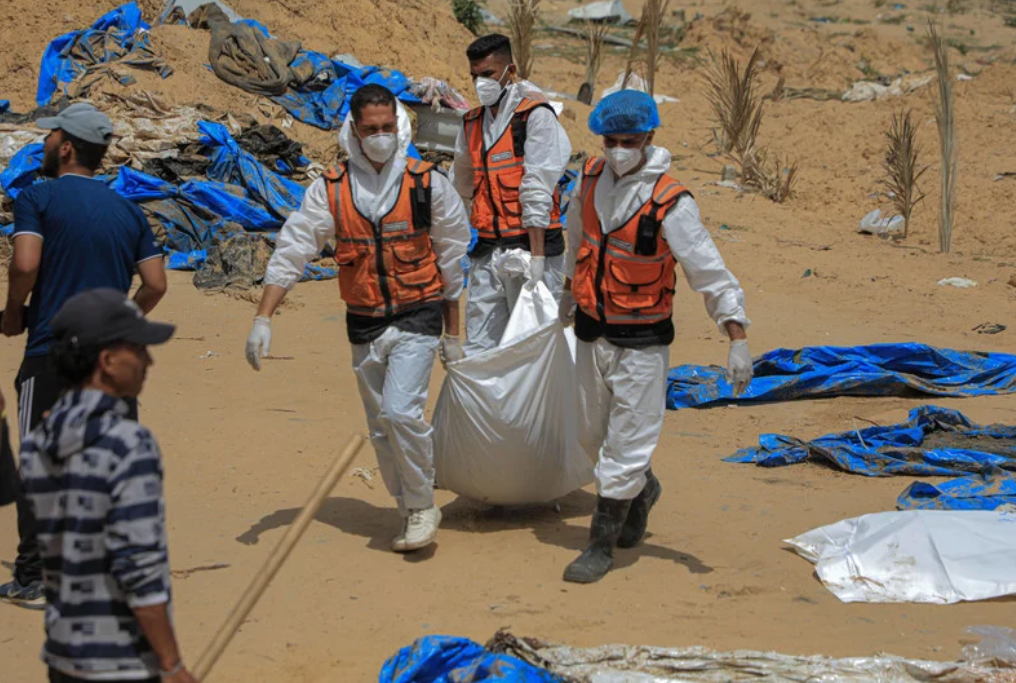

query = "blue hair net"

[{"left": 589, "top": 90, "right": 660, "bottom": 135}]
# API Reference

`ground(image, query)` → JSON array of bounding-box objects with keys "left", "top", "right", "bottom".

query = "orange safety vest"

[
  {"left": 323, "top": 159, "right": 443, "bottom": 318},
  {"left": 572, "top": 157, "right": 690, "bottom": 327},
  {"left": 462, "top": 98, "right": 563, "bottom": 245}
]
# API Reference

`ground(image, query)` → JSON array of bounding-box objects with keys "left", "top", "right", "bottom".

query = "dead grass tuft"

[
  {"left": 704, "top": 47, "right": 798, "bottom": 202},
  {"left": 928, "top": 20, "right": 957, "bottom": 252},
  {"left": 883, "top": 109, "right": 928, "bottom": 239},
  {"left": 507, "top": 0, "right": 540, "bottom": 81}
]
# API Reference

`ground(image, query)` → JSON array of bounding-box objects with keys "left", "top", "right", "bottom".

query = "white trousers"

[
  {"left": 463, "top": 250, "right": 565, "bottom": 356},
  {"left": 576, "top": 338, "right": 670, "bottom": 500},
  {"left": 351, "top": 327, "right": 440, "bottom": 516}
]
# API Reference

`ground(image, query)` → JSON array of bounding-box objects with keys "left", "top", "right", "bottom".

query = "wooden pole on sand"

[{"left": 192, "top": 434, "right": 367, "bottom": 680}]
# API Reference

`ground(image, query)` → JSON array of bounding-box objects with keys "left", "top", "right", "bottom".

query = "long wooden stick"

[{"left": 192, "top": 434, "right": 367, "bottom": 680}]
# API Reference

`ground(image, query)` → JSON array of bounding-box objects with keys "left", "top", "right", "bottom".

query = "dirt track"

[{"left": 2, "top": 0, "right": 1016, "bottom": 679}]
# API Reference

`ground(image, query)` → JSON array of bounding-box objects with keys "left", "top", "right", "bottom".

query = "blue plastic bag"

[
  {"left": 0, "top": 143, "right": 45, "bottom": 200},
  {"left": 380, "top": 636, "right": 562, "bottom": 683}
]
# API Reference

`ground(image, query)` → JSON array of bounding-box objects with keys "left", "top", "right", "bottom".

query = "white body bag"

[{"left": 433, "top": 277, "right": 594, "bottom": 505}]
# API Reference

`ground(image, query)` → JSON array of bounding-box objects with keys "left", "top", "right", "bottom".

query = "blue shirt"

[{"left": 13, "top": 175, "right": 160, "bottom": 356}]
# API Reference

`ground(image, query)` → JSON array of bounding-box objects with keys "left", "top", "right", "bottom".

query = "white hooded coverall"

[
  {"left": 263, "top": 104, "right": 471, "bottom": 515},
  {"left": 564, "top": 146, "right": 750, "bottom": 500},
  {"left": 450, "top": 81, "right": 573, "bottom": 355}
]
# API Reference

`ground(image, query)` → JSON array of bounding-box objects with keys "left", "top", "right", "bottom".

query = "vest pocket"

[
  {"left": 390, "top": 237, "right": 437, "bottom": 273},
  {"left": 607, "top": 260, "right": 666, "bottom": 289},
  {"left": 393, "top": 269, "right": 440, "bottom": 289},
  {"left": 495, "top": 175, "right": 524, "bottom": 227},
  {"left": 606, "top": 288, "right": 668, "bottom": 315}
]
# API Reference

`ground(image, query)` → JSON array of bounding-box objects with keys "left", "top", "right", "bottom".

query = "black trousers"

[
  {"left": 0, "top": 418, "right": 17, "bottom": 506},
  {"left": 49, "top": 668, "right": 157, "bottom": 683},
  {"left": 13, "top": 355, "right": 138, "bottom": 584}
]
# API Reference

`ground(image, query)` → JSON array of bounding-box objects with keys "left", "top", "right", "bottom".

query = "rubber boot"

[
  {"left": 617, "top": 469, "right": 662, "bottom": 548},
  {"left": 563, "top": 496, "right": 632, "bottom": 584}
]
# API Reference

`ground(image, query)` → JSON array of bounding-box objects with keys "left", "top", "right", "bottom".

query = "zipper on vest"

[
  {"left": 374, "top": 223, "right": 393, "bottom": 317},
  {"left": 594, "top": 224, "right": 609, "bottom": 326}
]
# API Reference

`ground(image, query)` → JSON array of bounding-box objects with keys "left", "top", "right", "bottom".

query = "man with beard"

[{"left": 1, "top": 102, "right": 167, "bottom": 609}]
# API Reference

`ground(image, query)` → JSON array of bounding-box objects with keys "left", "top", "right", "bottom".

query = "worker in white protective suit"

[
  {"left": 559, "top": 90, "right": 754, "bottom": 583},
  {"left": 450, "top": 33, "right": 573, "bottom": 356},
  {"left": 245, "top": 84, "right": 471, "bottom": 553}
]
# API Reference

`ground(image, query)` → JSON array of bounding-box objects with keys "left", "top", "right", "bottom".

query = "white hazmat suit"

[
  {"left": 262, "top": 103, "right": 470, "bottom": 517},
  {"left": 565, "top": 145, "right": 750, "bottom": 500},
  {"left": 451, "top": 81, "right": 572, "bottom": 355}
]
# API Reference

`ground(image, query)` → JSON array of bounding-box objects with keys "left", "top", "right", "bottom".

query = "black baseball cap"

[{"left": 51, "top": 289, "right": 175, "bottom": 347}]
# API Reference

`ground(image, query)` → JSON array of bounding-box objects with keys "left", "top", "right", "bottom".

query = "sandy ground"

[
  {"left": 2, "top": 243, "right": 1015, "bottom": 682},
  {"left": 2, "top": 0, "right": 1016, "bottom": 679}
]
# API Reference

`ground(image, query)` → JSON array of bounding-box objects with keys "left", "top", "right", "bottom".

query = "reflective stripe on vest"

[
  {"left": 463, "top": 98, "right": 563, "bottom": 242},
  {"left": 572, "top": 156, "right": 690, "bottom": 326},
  {"left": 324, "top": 160, "right": 443, "bottom": 318}
]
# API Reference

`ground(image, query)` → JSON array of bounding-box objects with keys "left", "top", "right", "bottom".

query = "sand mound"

[
  {"left": 682, "top": 7, "right": 933, "bottom": 91},
  {"left": 0, "top": 0, "right": 474, "bottom": 114}
]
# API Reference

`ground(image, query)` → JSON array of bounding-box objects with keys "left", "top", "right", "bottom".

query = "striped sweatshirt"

[{"left": 20, "top": 388, "right": 171, "bottom": 680}]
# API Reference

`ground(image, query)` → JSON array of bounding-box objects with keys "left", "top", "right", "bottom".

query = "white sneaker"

[
  {"left": 391, "top": 518, "right": 409, "bottom": 552},
  {"left": 394, "top": 506, "right": 441, "bottom": 552}
]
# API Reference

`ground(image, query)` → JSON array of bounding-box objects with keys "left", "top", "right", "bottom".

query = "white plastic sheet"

[
  {"left": 786, "top": 509, "right": 1016, "bottom": 604},
  {"left": 491, "top": 631, "right": 1016, "bottom": 682},
  {"left": 433, "top": 280, "right": 593, "bottom": 505}
]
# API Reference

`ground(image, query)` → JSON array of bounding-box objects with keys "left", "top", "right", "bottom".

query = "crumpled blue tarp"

[
  {"left": 728, "top": 405, "right": 1016, "bottom": 476},
  {"left": 379, "top": 636, "right": 563, "bottom": 683},
  {"left": 728, "top": 406, "right": 1016, "bottom": 511},
  {"left": 0, "top": 143, "right": 44, "bottom": 200},
  {"left": 36, "top": 2, "right": 170, "bottom": 106},
  {"left": 899, "top": 468, "right": 1016, "bottom": 510},
  {"left": 272, "top": 53, "right": 421, "bottom": 130},
  {"left": 199, "top": 121, "right": 304, "bottom": 221},
  {"left": 668, "top": 344, "right": 1016, "bottom": 410}
]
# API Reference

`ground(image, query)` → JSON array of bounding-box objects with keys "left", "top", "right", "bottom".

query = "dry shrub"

[
  {"left": 506, "top": 0, "right": 540, "bottom": 81},
  {"left": 928, "top": 21, "right": 957, "bottom": 252},
  {"left": 704, "top": 47, "right": 798, "bottom": 202},
  {"left": 643, "top": 0, "right": 671, "bottom": 95},
  {"left": 622, "top": 15, "right": 647, "bottom": 89},
  {"left": 883, "top": 109, "right": 928, "bottom": 238},
  {"left": 583, "top": 20, "right": 610, "bottom": 91}
]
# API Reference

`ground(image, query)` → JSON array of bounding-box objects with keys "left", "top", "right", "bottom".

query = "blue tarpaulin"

[
  {"left": 0, "top": 143, "right": 44, "bottom": 200},
  {"left": 199, "top": 121, "right": 304, "bottom": 221},
  {"left": 380, "top": 636, "right": 562, "bottom": 683},
  {"left": 899, "top": 468, "right": 1016, "bottom": 510},
  {"left": 668, "top": 344, "right": 1016, "bottom": 410},
  {"left": 36, "top": 3, "right": 170, "bottom": 106},
  {"left": 271, "top": 50, "right": 422, "bottom": 130},
  {"left": 728, "top": 406, "right": 1016, "bottom": 511}
]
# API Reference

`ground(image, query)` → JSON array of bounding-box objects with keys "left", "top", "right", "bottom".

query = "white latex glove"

[
  {"left": 440, "top": 334, "right": 463, "bottom": 367},
  {"left": 246, "top": 316, "right": 272, "bottom": 371},
  {"left": 726, "top": 339, "right": 753, "bottom": 396},
  {"left": 558, "top": 289, "right": 576, "bottom": 325},
  {"left": 527, "top": 255, "right": 545, "bottom": 290}
]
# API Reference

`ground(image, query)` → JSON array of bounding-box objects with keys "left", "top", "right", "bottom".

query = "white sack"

[
  {"left": 786, "top": 509, "right": 1016, "bottom": 604},
  {"left": 433, "top": 281, "right": 593, "bottom": 505}
]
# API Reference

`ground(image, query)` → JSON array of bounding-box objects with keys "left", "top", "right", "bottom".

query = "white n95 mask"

[
  {"left": 605, "top": 145, "right": 644, "bottom": 177},
  {"left": 474, "top": 65, "right": 511, "bottom": 107},
  {"left": 360, "top": 133, "right": 398, "bottom": 164}
]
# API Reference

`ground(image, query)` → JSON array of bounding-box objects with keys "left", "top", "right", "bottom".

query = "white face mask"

[
  {"left": 604, "top": 144, "right": 645, "bottom": 177},
  {"left": 474, "top": 65, "right": 511, "bottom": 107},
  {"left": 359, "top": 132, "right": 398, "bottom": 164}
]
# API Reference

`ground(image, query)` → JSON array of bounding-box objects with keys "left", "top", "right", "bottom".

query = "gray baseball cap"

[{"left": 36, "top": 103, "right": 114, "bottom": 146}]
